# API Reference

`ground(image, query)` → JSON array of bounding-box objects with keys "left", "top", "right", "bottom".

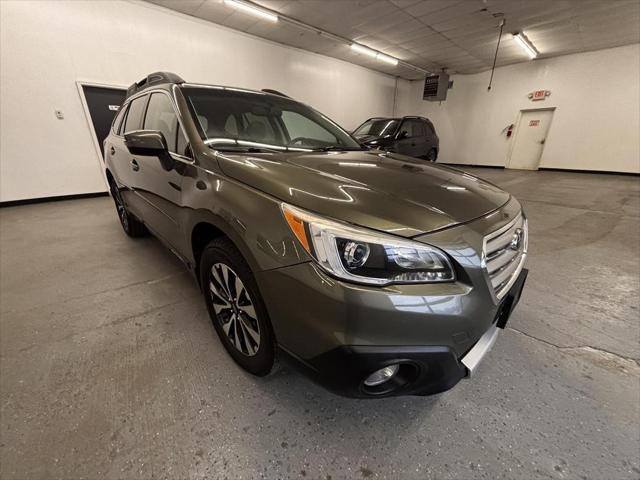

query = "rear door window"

[
  {"left": 113, "top": 104, "right": 128, "bottom": 135},
  {"left": 403, "top": 119, "right": 425, "bottom": 137},
  {"left": 123, "top": 95, "right": 148, "bottom": 134}
]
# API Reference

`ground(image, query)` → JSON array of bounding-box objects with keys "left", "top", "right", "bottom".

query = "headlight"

[{"left": 281, "top": 203, "right": 455, "bottom": 286}]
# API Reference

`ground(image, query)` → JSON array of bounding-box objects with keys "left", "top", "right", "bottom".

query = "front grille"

[{"left": 483, "top": 214, "right": 528, "bottom": 299}]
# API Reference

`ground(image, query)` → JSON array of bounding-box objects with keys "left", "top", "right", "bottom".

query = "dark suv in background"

[
  {"left": 104, "top": 72, "right": 528, "bottom": 398},
  {"left": 353, "top": 116, "right": 439, "bottom": 161}
]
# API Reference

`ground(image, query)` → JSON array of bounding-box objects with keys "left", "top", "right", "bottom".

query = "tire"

[
  {"left": 199, "top": 237, "right": 276, "bottom": 376},
  {"left": 424, "top": 148, "right": 437, "bottom": 162},
  {"left": 108, "top": 178, "right": 148, "bottom": 237}
]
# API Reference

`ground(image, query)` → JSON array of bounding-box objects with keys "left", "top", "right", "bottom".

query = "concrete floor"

[{"left": 1, "top": 168, "right": 639, "bottom": 480}]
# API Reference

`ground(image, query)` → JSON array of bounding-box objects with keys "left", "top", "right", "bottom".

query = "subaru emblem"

[{"left": 510, "top": 228, "right": 523, "bottom": 251}]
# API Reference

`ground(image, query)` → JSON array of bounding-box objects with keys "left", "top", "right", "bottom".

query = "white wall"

[
  {"left": 396, "top": 44, "right": 640, "bottom": 173},
  {"left": 0, "top": 0, "right": 399, "bottom": 202}
]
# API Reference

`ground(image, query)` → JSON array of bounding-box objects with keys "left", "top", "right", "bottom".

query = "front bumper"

[
  {"left": 306, "top": 268, "right": 527, "bottom": 397},
  {"left": 259, "top": 259, "right": 528, "bottom": 397}
]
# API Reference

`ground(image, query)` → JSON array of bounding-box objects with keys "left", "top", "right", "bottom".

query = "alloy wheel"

[{"left": 209, "top": 263, "right": 261, "bottom": 356}]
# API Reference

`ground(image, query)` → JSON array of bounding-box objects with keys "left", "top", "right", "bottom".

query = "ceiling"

[{"left": 146, "top": 0, "right": 640, "bottom": 80}]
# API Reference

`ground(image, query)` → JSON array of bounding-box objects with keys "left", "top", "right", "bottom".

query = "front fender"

[{"left": 179, "top": 165, "right": 310, "bottom": 275}]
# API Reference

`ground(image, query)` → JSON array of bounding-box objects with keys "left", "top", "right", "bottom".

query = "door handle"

[
  {"left": 539, "top": 139, "right": 546, "bottom": 145},
  {"left": 110, "top": 146, "right": 115, "bottom": 156},
  {"left": 131, "top": 159, "right": 140, "bottom": 171}
]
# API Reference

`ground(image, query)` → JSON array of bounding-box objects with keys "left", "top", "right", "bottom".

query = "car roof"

[
  {"left": 180, "top": 83, "right": 292, "bottom": 100},
  {"left": 125, "top": 72, "right": 293, "bottom": 102},
  {"left": 363, "top": 116, "right": 430, "bottom": 122}
]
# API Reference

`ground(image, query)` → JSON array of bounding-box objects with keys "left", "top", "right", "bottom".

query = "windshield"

[
  {"left": 181, "top": 87, "right": 362, "bottom": 152},
  {"left": 354, "top": 119, "right": 399, "bottom": 137}
]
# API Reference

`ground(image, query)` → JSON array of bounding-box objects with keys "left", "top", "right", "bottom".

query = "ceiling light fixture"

[
  {"left": 513, "top": 32, "right": 537, "bottom": 59},
  {"left": 220, "top": 1, "right": 425, "bottom": 75},
  {"left": 224, "top": 0, "right": 278, "bottom": 22},
  {"left": 376, "top": 53, "right": 398, "bottom": 66},
  {"left": 351, "top": 43, "right": 399, "bottom": 66},
  {"left": 350, "top": 43, "right": 378, "bottom": 58}
]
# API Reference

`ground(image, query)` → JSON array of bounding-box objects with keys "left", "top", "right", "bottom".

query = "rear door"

[
  {"left": 105, "top": 94, "right": 149, "bottom": 218},
  {"left": 423, "top": 119, "right": 438, "bottom": 152},
  {"left": 414, "top": 120, "right": 429, "bottom": 156},
  {"left": 395, "top": 119, "right": 422, "bottom": 157}
]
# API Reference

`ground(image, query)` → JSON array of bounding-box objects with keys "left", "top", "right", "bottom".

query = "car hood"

[{"left": 217, "top": 150, "right": 510, "bottom": 237}]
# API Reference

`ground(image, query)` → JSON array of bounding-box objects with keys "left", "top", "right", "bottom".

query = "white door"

[{"left": 508, "top": 109, "right": 554, "bottom": 170}]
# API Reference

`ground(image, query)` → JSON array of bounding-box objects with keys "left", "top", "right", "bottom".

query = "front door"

[
  {"left": 508, "top": 109, "right": 554, "bottom": 170},
  {"left": 133, "top": 91, "right": 190, "bottom": 247}
]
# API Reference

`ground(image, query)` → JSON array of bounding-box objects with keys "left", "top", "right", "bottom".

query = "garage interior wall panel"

[
  {"left": 0, "top": 0, "right": 398, "bottom": 202},
  {"left": 395, "top": 44, "right": 640, "bottom": 174}
]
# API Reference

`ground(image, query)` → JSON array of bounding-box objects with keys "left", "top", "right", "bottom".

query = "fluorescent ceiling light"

[
  {"left": 350, "top": 43, "right": 378, "bottom": 58},
  {"left": 376, "top": 53, "right": 398, "bottom": 66},
  {"left": 224, "top": 0, "right": 278, "bottom": 22},
  {"left": 351, "top": 43, "right": 399, "bottom": 66},
  {"left": 513, "top": 32, "right": 537, "bottom": 59}
]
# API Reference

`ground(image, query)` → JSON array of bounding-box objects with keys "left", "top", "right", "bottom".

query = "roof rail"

[
  {"left": 126, "top": 72, "right": 185, "bottom": 98},
  {"left": 261, "top": 88, "right": 291, "bottom": 98}
]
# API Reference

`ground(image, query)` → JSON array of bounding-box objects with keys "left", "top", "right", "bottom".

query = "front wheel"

[{"left": 200, "top": 237, "right": 276, "bottom": 376}]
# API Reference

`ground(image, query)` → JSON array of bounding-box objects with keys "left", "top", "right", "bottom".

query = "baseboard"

[
  {"left": 440, "top": 163, "right": 505, "bottom": 169},
  {"left": 0, "top": 191, "right": 109, "bottom": 208},
  {"left": 539, "top": 167, "right": 639, "bottom": 176}
]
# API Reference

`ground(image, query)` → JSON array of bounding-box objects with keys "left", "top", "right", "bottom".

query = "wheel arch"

[{"left": 187, "top": 211, "right": 261, "bottom": 287}]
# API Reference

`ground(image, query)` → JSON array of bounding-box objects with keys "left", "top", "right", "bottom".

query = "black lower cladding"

[
  {"left": 304, "top": 345, "right": 467, "bottom": 398},
  {"left": 283, "top": 268, "right": 529, "bottom": 398}
]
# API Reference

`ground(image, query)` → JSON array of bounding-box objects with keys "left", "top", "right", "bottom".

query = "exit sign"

[{"left": 530, "top": 89, "right": 549, "bottom": 101}]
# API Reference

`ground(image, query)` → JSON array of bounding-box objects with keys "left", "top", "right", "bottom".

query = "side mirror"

[
  {"left": 124, "top": 130, "right": 167, "bottom": 155},
  {"left": 396, "top": 130, "right": 409, "bottom": 140},
  {"left": 124, "top": 130, "right": 174, "bottom": 171}
]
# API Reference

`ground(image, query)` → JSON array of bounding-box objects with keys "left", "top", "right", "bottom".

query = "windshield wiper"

[
  {"left": 208, "top": 144, "right": 281, "bottom": 154},
  {"left": 310, "top": 146, "right": 364, "bottom": 152}
]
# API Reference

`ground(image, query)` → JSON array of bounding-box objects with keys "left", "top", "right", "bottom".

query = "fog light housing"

[{"left": 363, "top": 364, "right": 400, "bottom": 387}]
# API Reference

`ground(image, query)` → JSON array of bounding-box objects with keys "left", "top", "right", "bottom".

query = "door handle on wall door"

[{"left": 131, "top": 159, "right": 140, "bottom": 171}]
